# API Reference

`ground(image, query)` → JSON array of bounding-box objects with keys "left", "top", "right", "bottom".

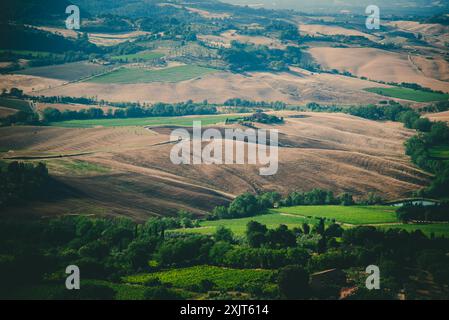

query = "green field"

[
  {"left": 381, "top": 223, "right": 449, "bottom": 237},
  {"left": 0, "top": 97, "right": 32, "bottom": 112},
  {"left": 364, "top": 87, "right": 449, "bottom": 102},
  {"left": 88, "top": 65, "right": 217, "bottom": 84},
  {"left": 16, "top": 61, "right": 110, "bottom": 81},
  {"left": 110, "top": 51, "right": 164, "bottom": 62},
  {"left": 429, "top": 144, "right": 449, "bottom": 162},
  {"left": 125, "top": 265, "right": 276, "bottom": 292},
  {"left": 49, "top": 114, "right": 241, "bottom": 128},
  {"left": 272, "top": 205, "right": 398, "bottom": 225},
  {"left": 174, "top": 213, "right": 321, "bottom": 236}
]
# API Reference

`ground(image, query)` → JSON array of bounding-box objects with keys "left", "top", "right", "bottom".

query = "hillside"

[{"left": 0, "top": 112, "right": 430, "bottom": 219}]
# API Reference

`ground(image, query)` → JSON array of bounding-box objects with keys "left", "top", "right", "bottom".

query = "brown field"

[
  {"left": 0, "top": 106, "right": 17, "bottom": 118},
  {"left": 0, "top": 74, "right": 64, "bottom": 93},
  {"left": 29, "top": 68, "right": 388, "bottom": 105},
  {"left": 424, "top": 110, "right": 449, "bottom": 123},
  {"left": 0, "top": 112, "right": 429, "bottom": 220},
  {"left": 384, "top": 20, "right": 449, "bottom": 47},
  {"left": 409, "top": 55, "right": 449, "bottom": 82},
  {"left": 299, "top": 24, "right": 379, "bottom": 41},
  {"left": 308, "top": 47, "right": 449, "bottom": 93}
]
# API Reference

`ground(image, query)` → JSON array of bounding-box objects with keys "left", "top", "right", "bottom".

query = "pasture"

[
  {"left": 87, "top": 65, "right": 217, "bottom": 84},
  {"left": 49, "top": 114, "right": 240, "bottom": 128},
  {"left": 364, "top": 87, "right": 449, "bottom": 102},
  {"left": 272, "top": 205, "right": 398, "bottom": 225}
]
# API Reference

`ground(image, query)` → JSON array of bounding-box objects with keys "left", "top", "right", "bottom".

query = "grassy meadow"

[
  {"left": 87, "top": 65, "right": 217, "bottom": 84},
  {"left": 272, "top": 205, "right": 398, "bottom": 225},
  {"left": 364, "top": 87, "right": 449, "bottom": 102},
  {"left": 174, "top": 213, "right": 321, "bottom": 236},
  {"left": 49, "top": 114, "right": 240, "bottom": 128}
]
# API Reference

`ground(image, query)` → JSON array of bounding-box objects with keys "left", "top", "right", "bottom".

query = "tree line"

[
  {"left": 0, "top": 161, "right": 50, "bottom": 208},
  {"left": 1, "top": 213, "right": 448, "bottom": 300},
  {"left": 41, "top": 102, "right": 217, "bottom": 123},
  {"left": 211, "top": 189, "right": 363, "bottom": 220}
]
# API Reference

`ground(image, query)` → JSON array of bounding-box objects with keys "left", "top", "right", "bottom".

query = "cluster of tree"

[
  {"left": 211, "top": 192, "right": 279, "bottom": 220},
  {"left": 266, "top": 21, "right": 300, "bottom": 41},
  {"left": 41, "top": 102, "right": 217, "bottom": 122},
  {"left": 0, "top": 24, "right": 99, "bottom": 55},
  {"left": 224, "top": 98, "right": 286, "bottom": 110},
  {"left": 139, "top": 15, "right": 197, "bottom": 41},
  {"left": 280, "top": 189, "right": 355, "bottom": 207},
  {"left": 2, "top": 213, "right": 448, "bottom": 300},
  {"left": 220, "top": 41, "right": 302, "bottom": 72},
  {"left": 211, "top": 189, "right": 357, "bottom": 220},
  {"left": 242, "top": 112, "right": 284, "bottom": 124},
  {"left": 405, "top": 121, "right": 449, "bottom": 198},
  {"left": 0, "top": 161, "right": 50, "bottom": 207},
  {"left": 420, "top": 101, "right": 449, "bottom": 113},
  {"left": 0, "top": 110, "right": 39, "bottom": 127},
  {"left": 397, "top": 203, "right": 449, "bottom": 223}
]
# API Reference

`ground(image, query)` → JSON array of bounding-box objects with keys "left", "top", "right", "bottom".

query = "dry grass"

[
  {"left": 424, "top": 110, "right": 449, "bottom": 123},
  {"left": 31, "top": 68, "right": 386, "bottom": 105},
  {"left": 299, "top": 24, "right": 378, "bottom": 41},
  {"left": 384, "top": 20, "right": 449, "bottom": 47},
  {"left": 0, "top": 74, "right": 64, "bottom": 93},
  {"left": 0, "top": 112, "right": 430, "bottom": 219},
  {"left": 308, "top": 47, "right": 449, "bottom": 93}
]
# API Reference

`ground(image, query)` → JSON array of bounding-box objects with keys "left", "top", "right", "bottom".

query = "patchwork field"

[
  {"left": 309, "top": 47, "right": 449, "bottom": 93},
  {"left": 0, "top": 111, "right": 431, "bottom": 219},
  {"left": 87, "top": 65, "right": 217, "bottom": 84},
  {"left": 364, "top": 87, "right": 449, "bottom": 102},
  {"left": 31, "top": 68, "right": 387, "bottom": 104}
]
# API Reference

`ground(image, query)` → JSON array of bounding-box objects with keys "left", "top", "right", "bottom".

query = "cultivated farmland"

[
  {"left": 87, "top": 65, "right": 217, "bottom": 84},
  {"left": 364, "top": 87, "right": 449, "bottom": 102},
  {"left": 272, "top": 205, "right": 398, "bottom": 225},
  {"left": 15, "top": 61, "right": 111, "bottom": 81}
]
